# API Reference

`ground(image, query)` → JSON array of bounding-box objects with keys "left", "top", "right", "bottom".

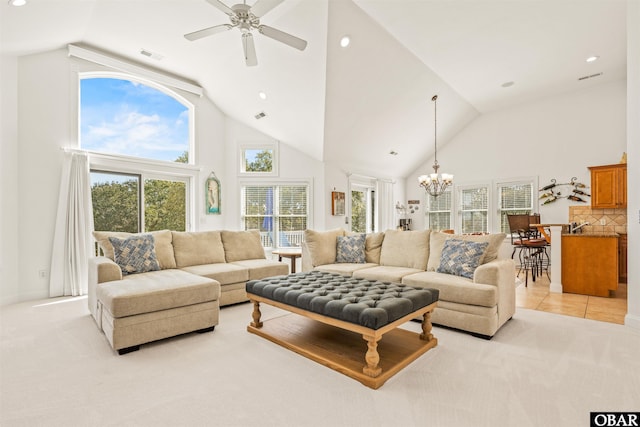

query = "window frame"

[
  {"left": 238, "top": 142, "right": 279, "bottom": 177},
  {"left": 495, "top": 177, "right": 538, "bottom": 234},
  {"left": 239, "top": 178, "right": 312, "bottom": 249},
  {"left": 424, "top": 188, "right": 453, "bottom": 231},
  {"left": 456, "top": 183, "right": 491, "bottom": 234}
]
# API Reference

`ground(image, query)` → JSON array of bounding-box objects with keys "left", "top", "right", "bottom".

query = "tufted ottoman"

[{"left": 246, "top": 271, "right": 439, "bottom": 388}]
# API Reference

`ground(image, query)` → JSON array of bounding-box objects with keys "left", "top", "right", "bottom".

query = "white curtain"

[
  {"left": 49, "top": 151, "right": 94, "bottom": 297},
  {"left": 376, "top": 179, "right": 395, "bottom": 232}
]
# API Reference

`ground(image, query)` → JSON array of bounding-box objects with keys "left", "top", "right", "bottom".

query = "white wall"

[
  {"left": 406, "top": 79, "right": 627, "bottom": 231},
  {"left": 0, "top": 55, "right": 20, "bottom": 304},
  {"left": 625, "top": 0, "right": 640, "bottom": 329}
]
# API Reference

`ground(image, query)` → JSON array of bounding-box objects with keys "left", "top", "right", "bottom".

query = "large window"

[
  {"left": 425, "top": 190, "right": 452, "bottom": 231},
  {"left": 497, "top": 181, "right": 534, "bottom": 233},
  {"left": 80, "top": 74, "right": 194, "bottom": 232},
  {"left": 80, "top": 75, "right": 192, "bottom": 163},
  {"left": 241, "top": 183, "right": 309, "bottom": 248},
  {"left": 459, "top": 186, "right": 489, "bottom": 234},
  {"left": 351, "top": 185, "right": 375, "bottom": 233},
  {"left": 91, "top": 171, "right": 187, "bottom": 232}
]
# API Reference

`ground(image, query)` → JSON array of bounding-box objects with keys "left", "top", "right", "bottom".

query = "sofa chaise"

[
  {"left": 301, "top": 228, "right": 516, "bottom": 338},
  {"left": 89, "top": 229, "right": 289, "bottom": 353}
]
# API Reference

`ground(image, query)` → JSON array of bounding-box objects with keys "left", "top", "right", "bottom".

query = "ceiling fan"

[{"left": 184, "top": 0, "right": 308, "bottom": 66}]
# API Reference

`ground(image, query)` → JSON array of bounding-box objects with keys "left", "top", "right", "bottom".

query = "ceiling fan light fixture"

[{"left": 8, "top": 0, "right": 27, "bottom": 6}]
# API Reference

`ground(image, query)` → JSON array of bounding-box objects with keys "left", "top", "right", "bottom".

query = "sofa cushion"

[
  {"left": 427, "top": 231, "right": 506, "bottom": 271},
  {"left": 93, "top": 230, "right": 176, "bottom": 269},
  {"left": 180, "top": 263, "right": 249, "bottom": 285},
  {"left": 352, "top": 265, "right": 424, "bottom": 283},
  {"left": 402, "top": 271, "right": 498, "bottom": 307},
  {"left": 314, "top": 263, "right": 378, "bottom": 276},
  {"left": 365, "top": 232, "right": 385, "bottom": 264},
  {"left": 303, "top": 228, "right": 345, "bottom": 267},
  {"left": 220, "top": 230, "right": 266, "bottom": 262},
  {"left": 108, "top": 234, "right": 161, "bottom": 275},
  {"left": 97, "top": 269, "right": 220, "bottom": 318},
  {"left": 336, "top": 234, "right": 366, "bottom": 263},
  {"left": 172, "top": 231, "right": 226, "bottom": 268},
  {"left": 379, "top": 229, "right": 430, "bottom": 269},
  {"left": 231, "top": 259, "right": 289, "bottom": 280},
  {"left": 437, "top": 239, "right": 489, "bottom": 279}
]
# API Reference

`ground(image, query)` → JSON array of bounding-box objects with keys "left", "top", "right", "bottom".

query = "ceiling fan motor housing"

[{"left": 231, "top": 4, "right": 259, "bottom": 33}]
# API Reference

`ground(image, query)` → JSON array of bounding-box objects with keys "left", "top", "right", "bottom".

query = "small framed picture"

[
  {"left": 206, "top": 173, "right": 221, "bottom": 215},
  {"left": 331, "top": 191, "right": 345, "bottom": 216}
]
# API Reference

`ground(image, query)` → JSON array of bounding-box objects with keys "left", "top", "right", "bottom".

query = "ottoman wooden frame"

[{"left": 247, "top": 293, "right": 438, "bottom": 389}]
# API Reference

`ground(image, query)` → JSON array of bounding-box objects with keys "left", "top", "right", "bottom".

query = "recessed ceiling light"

[
  {"left": 8, "top": 0, "right": 27, "bottom": 6},
  {"left": 258, "top": 91, "right": 267, "bottom": 100},
  {"left": 586, "top": 55, "right": 600, "bottom": 63},
  {"left": 340, "top": 36, "right": 351, "bottom": 48},
  {"left": 501, "top": 81, "right": 515, "bottom": 88}
]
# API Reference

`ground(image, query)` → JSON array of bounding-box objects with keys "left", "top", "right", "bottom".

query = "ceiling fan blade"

[
  {"left": 184, "top": 24, "right": 233, "bottom": 41},
  {"left": 242, "top": 33, "right": 258, "bottom": 67},
  {"left": 206, "top": 0, "right": 234, "bottom": 16},
  {"left": 258, "top": 25, "right": 307, "bottom": 51},
  {"left": 250, "top": 0, "right": 284, "bottom": 18}
]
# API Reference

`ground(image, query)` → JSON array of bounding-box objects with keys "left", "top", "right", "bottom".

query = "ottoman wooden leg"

[
  {"left": 251, "top": 300, "right": 263, "bottom": 328},
  {"left": 420, "top": 310, "right": 434, "bottom": 342},
  {"left": 362, "top": 334, "right": 382, "bottom": 377}
]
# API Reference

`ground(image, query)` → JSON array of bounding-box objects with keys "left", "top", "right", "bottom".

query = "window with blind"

[
  {"left": 459, "top": 186, "right": 489, "bottom": 234},
  {"left": 425, "top": 189, "right": 452, "bottom": 231},
  {"left": 241, "top": 183, "right": 309, "bottom": 248},
  {"left": 497, "top": 181, "right": 534, "bottom": 233}
]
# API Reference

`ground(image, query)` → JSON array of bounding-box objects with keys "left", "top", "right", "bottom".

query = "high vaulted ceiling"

[{"left": 1, "top": 0, "right": 627, "bottom": 179}]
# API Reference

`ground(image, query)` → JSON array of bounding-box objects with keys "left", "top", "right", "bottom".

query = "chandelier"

[{"left": 418, "top": 95, "right": 453, "bottom": 197}]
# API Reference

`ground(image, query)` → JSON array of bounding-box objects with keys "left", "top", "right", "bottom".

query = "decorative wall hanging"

[
  {"left": 408, "top": 200, "right": 420, "bottom": 214},
  {"left": 206, "top": 172, "right": 221, "bottom": 214},
  {"left": 331, "top": 191, "right": 345, "bottom": 216},
  {"left": 539, "top": 177, "right": 590, "bottom": 206}
]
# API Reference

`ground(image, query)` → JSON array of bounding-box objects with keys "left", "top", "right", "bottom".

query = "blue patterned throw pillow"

[
  {"left": 108, "top": 234, "right": 160, "bottom": 275},
  {"left": 336, "top": 234, "right": 366, "bottom": 264},
  {"left": 437, "top": 238, "right": 489, "bottom": 279}
]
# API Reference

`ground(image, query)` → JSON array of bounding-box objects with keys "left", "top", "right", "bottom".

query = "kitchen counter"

[
  {"left": 561, "top": 232, "right": 620, "bottom": 237},
  {"left": 561, "top": 234, "right": 618, "bottom": 297}
]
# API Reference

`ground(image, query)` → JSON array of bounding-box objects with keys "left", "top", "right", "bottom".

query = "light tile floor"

[{"left": 515, "top": 272, "right": 628, "bottom": 324}]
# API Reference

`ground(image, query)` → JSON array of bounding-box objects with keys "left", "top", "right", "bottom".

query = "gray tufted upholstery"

[{"left": 246, "top": 271, "right": 439, "bottom": 330}]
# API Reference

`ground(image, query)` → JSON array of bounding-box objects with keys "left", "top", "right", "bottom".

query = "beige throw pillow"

[
  {"left": 171, "top": 231, "right": 226, "bottom": 268},
  {"left": 221, "top": 230, "right": 266, "bottom": 262},
  {"left": 379, "top": 229, "right": 430, "bottom": 270},
  {"left": 303, "top": 228, "right": 345, "bottom": 267},
  {"left": 93, "top": 229, "right": 176, "bottom": 269},
  {"left": 427, "top": 231, "right": 506, "bottom": 271}
]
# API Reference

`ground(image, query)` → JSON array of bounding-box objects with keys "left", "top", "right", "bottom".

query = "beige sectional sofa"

[
  {"left": 89, "top": 229, "right": 289, "bottom": 353},
  {"left": 301, "top": 228, "right": 516, "bottom": 338}
]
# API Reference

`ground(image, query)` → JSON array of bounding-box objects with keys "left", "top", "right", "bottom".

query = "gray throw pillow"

[
  {"left": 437, "top": 238, "right": 489, "bottom": 279},
  {"left": 108, "top": 234, "right": 160, "bottom": 275},
  {"left": 336, "top": 234, "right": 366, "bottom": 263}
]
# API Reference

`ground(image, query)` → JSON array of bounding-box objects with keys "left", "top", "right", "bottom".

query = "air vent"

[
  {"left": 578, "top": 72, "right": 603, "bottom": 81},
  {"left": 140, "top": 49, "right": 164, "bottom": 61},
  {"left": 255, "top": 111, "right": 267, "bottom": 120}
]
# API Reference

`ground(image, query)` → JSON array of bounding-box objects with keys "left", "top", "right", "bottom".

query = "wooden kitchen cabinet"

[
  {"left": 589, "top": 163, "right": 627, "bottom": 208},
  {"left": 561, "top": 235, "right": 618, "bottom": 297},
  {"left": 619, "top": 233, "right": 627, "bottom": 283}
]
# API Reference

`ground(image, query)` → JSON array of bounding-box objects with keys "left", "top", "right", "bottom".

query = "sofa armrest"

[
  {"left": 473, "top": 258, "right": 516, "bottom": 326},
  {"left": 88, "top": 256, "right": 122, "bottom": 325},
  {"left": 301, "top": 242, "right": 313, "bottom": 272}
]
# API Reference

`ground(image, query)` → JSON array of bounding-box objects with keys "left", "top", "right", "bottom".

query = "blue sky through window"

[{"left": 80, "top": 77, "right": 189, "bottom": 162}]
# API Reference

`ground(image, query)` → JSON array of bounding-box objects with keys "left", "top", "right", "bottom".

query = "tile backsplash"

[{"left": 568, "top": 206, "right": 627, "bottom": 234}]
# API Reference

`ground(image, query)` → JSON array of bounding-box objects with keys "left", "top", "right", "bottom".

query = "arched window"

[
  {"left": 79, "top": 74, "right": 194, "bottom": 232},
  {"left": 80, "top": 74, "right": 192, "bottom": 163}
]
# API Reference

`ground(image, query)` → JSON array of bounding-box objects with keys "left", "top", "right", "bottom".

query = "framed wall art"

[
  {"left": 206, "top": 172, "right": 221, "bottom": 215},
  {"left": 331, "top": 191, "right": 345, "bottom": 216}
]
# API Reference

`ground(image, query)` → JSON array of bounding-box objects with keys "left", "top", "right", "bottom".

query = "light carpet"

[{"left": 1, "top": 296, "right": 639, "bottom": 427}]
